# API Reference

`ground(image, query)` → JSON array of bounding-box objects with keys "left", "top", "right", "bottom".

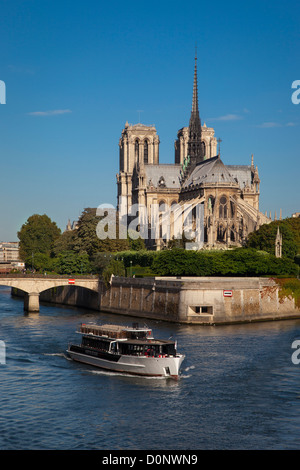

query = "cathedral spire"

[
  {"left": 191, "top": 46, "right": 199, "bottom": 119},
  {"left": 188, "top": 50, "right": 203, "bottom": 168}
]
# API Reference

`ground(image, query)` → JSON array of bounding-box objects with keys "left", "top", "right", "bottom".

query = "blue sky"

[{"left": 0, "top": 0, "right": 299, "bottom": 240}]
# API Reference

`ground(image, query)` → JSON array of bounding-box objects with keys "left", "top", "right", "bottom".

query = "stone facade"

[{"left": 116, "top": 55, "right": 271, "bottom": 250}]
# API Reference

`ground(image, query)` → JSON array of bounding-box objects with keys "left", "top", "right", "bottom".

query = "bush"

[
  {"left": 114, "top": 250, "right": 158, "bottom": 268},
  {"left": 151, "top": 248, "right": 298, "bottom": 277}
]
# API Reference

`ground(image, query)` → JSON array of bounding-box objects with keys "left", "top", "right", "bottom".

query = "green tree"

[
  {"left": 90, "top": 252, "right": 114, "bottom": 274},
  {"left": 52, "top": 230, "right": 77, "bottom": 256},
  {"left": 18, "top": 214, "right": 61, "bottom": 261},
  {"left": 26, "top": 252, "right": 55, "bottom": 272},
  {"left": 102, "top": 259, "right": 125, "bottom": 286},
  {"left": 246, "top": 219, "right": 299, "bottom": 259},
  {"left": 53, "top": 251, "right": 90, "bottom": 275},
  {"left": 128, "top": 230, "right": 146, "bottom": 251},
  {"left": 73, "top": 208, "right": 130, "bottom": 256}
]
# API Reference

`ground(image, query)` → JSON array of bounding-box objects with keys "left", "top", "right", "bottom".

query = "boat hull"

[{"left": 67, "top": 347, "right": 185, "bottom": 378}]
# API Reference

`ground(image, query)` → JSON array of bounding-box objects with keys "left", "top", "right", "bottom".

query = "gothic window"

[
  {"left": 202, "top": 141, "right": 206, "bottom": 157},
  {"left": 135, "top": 139, "right": 139, "bottom": 162},
  {"left": 230, "top": 201, "right": 235, "bottom": 218},
  {"left": 158, "top": 200, "right": 167, "bottom": 211},
  {"left": 219, "top": 196, "right": 228, "bottom": 219},
  {"left": 120, "top": 145, "right": 124, "bottom": 170},
  {"left": 231, "top": 226, "right": 235, "bottom": 241},
  {"left": 144, "top": 140, "right": 148, "bottom": 164},
  {"left": 217, "top": 225, "right": 226, "bottom": 242}
]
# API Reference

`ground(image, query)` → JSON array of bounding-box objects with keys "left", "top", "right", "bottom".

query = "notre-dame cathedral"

[{"left": 117, "top": 55, "right": 271, "bottom": 250}]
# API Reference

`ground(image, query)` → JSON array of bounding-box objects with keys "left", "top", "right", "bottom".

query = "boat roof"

[
  {"left": 101, "top": 324, "right": 150, "bottom": 331},
  {"left": 79, "top": 323, "right": 175, "bottom": 344},
  {"left": 82, "top": 323, "right": 151, "bottom": 330}
]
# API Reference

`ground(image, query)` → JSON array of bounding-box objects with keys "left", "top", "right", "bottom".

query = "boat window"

[{"left": 82, "top": 337, "right": 110, "bottom": 351}]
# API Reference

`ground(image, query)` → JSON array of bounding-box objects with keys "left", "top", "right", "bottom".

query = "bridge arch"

[{"left": 0, "top": 276, "right": 99, "bottom": 312}]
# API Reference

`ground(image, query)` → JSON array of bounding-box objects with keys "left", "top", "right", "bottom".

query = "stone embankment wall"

[
  {"left": 12, "top": 277, "right": 300, "bottom": 325},
  {"left": 100, "top": 276, "right": 300, "bottom": 324}
]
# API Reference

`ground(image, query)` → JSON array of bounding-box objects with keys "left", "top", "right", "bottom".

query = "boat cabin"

[{"left": 78, "top": 322, "right": 177, "bottom": 357}]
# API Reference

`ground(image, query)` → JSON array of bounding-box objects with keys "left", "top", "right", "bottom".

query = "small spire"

[{"left": 217, "top": 138, "right": 222, "bottom": 157}]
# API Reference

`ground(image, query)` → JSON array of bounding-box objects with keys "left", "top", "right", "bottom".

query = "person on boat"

[{"left": 146, "top": 347, "right": 154, "bottom": 357}]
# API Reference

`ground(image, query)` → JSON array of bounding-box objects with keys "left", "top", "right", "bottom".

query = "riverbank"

[{"left": 12, "top": 276, "right": 300, "bottom": 325}]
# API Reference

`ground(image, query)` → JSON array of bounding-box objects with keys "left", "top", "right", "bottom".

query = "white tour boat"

[{"left": 67, "top": 322, "right": 185, "bottom": 378}]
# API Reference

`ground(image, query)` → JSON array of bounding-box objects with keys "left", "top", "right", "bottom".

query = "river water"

[{"left": 0, "top": 286, "right": 300, "bottom": 450}]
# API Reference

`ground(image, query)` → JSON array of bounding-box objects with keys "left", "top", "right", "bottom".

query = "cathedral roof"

[
  {"left": 226, "top": 165, "right": 252, "bottom": 188},
  {"left": 181, "top": 156, "right": 237, "bottom": 190},
  {"left": 145, "top": 164, "right": 181, "bottom": 189}
]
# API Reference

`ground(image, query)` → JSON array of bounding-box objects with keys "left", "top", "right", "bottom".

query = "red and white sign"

[
  {"left": 223, "top": 290, "right": 233, "bottom": 297},
  {"left": 68, "top": 279, "right": 75, "bottom": 284}
]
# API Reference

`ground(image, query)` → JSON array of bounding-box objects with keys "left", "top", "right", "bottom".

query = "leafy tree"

[
  {"left": 52, "top": 230, "right": 77, "bottom": 256},
  {"left": 25, "top": 253, "right": 55, "bottom": 272},
  {"left": 72, "top": 208, "right": 130, "bottom": 256},
  {"left": 53, "top": 251, "right": 90, "bottom": 275},
  {"left": 246, "top": 219, "right": 299, "bottom": 259},
  {"left": 90, "top": 252, "right": 114, "bottom": 274},
  {"left": 128, "top": 230, "right": 146, "bottom": 251},
  {"left": 102, "top": 259, "right": 125, "bottom": 286},
  {"left": 18, "top": 214, "right": 61, "bottom": 260}
]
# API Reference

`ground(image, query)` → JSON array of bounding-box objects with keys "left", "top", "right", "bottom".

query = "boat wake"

[
  {"left": 184, "top": 365, "right": 195, "bottom": 372},
  {"left": 179, "top": 365, "right": 195, "bottom": 379},
  {"left": 44, "top": 352, "right": 71, "bottom": 360}
]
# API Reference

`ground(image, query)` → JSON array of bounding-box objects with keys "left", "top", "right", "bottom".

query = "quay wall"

[
  {"left": 12, "top": 276, "right": 300, "bottom": 325},
  {"left": 99, "top": 276, "right": 300, "bottom": 324}
]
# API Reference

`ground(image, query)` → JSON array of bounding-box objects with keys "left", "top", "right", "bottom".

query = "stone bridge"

[{"left": 0, "top": 275, "right": 100, "bottom": 312}]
